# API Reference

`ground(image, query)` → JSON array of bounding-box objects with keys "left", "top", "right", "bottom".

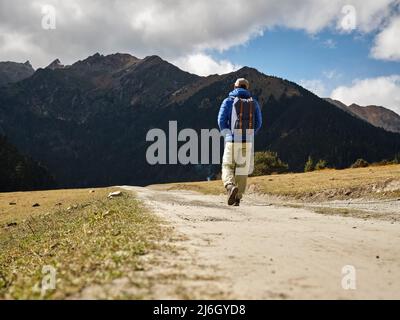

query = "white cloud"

[
  {"left": 173, "top": 54, "right": 241, "bottom": 76},
  {"left": 336, "top": 1, "right": 395, "bottom": 33},
  {"left": 323, "top": 69, "right": 342, "bottom": 79},
  {"left": 0, "top": 0, "right": 397, "bottom": 68},
  {"left": 331, "top": 75, "right": 400, "bottom": 114},
  {"left": 323, "top": 39, "right": 337, "bottom": 49},
  {"left": 371, "top": 15, "right": 400, "bottom": 61},
  {"left": 299, "top": 79, "right": 327, "bottom": 97}
]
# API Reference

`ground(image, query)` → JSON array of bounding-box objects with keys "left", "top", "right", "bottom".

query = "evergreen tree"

[
  {"left": 304, "top": 156, "right": 314, "bottom": 172},
  {"left": 351, "top": 159, "right": 369, "bottom": 168},
  {"left": 251, "top": 151, "right": 289, "bottom": 176},
  {"left": 0, "top": 135, "right": 55, "bottom": 192},
  {"left": 315, "top": 159, "right": 328, "bottom": 170}
]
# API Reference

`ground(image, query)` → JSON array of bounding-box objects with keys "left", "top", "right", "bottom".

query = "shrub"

[
  {"left": 371, "top": 159, "right": 394, "bottom": 166},
  {"left": 394, "top": 153, "right": 400, "bottom": 164},
  {"left": 251, "top": 151, "right": 288, "bottom": 176},
  {"left": 304, "top": 156, "right": 314, "bottom": 172},
  {"left": 351, "top": 158, "right": 369, "bottom": 168},
  {"left": 315, "top": 159, "right": 328, "bottom": 170}
]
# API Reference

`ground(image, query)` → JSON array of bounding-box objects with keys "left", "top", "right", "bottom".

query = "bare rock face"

[
  {"left": 325, "top": 98, "right": 400, "bottom": 133},
  {"left": 46, "top": 59, "right": 65, "bottom": 70},
  {"left": 347, "top": 104, "right": 400, "bottom": 134},
  {"left": 71, "top": 53, "right": 140, "bottom": 73},
  {"left": 0, "top": 61, "right": 35, "bottom": 86}
]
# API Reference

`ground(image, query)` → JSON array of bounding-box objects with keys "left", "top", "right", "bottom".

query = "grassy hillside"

[
  {"left": 0, "top": 188, "right": 172, "bottom": 299},
  {"left": 151, "top": 164, "right": 400, "bottom": 200}
]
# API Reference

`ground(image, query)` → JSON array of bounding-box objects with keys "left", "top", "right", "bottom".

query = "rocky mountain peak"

[
  {"left": 348, "top": 103, "right": 400, "bottom": 133},
  {"left": 71, "top": 53, "right": 139, "bottom": 73},
  {"left": 46, "top": 59, "right": 65, "bottom": 70},
  {"left": 0, "top": 60, "right": 35, "bottom": 86},
  {"left": 325, "top": 98, "right": 400, "bottom": 133}
]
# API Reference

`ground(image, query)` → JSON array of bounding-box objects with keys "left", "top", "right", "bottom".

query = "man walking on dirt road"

[{"left": 217, "top": 78, "right": 262, "bottom": 206}]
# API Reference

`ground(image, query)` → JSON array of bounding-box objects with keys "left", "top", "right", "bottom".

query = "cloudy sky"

[{"left": 0, "top": 0, "right": 399, "bottom": 113}]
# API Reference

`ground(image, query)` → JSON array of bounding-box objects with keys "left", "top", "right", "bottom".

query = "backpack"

[{"left": 231, "top": 97, "right": 255, "bottom": 140}]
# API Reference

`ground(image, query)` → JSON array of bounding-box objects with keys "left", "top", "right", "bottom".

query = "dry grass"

[
  {"left": 0, "top": 188, "right": 169, "bottom": 299},
  {"left": 310, "top": 206, "right": 400, "bottom": 222},
  {"left": 151, "top": 164, "right": 400, "bottom": 200},
  {"left": 0, "top": 188, "right": 113, "bottom": 225},
  {"left": 0, "top": 188, "right": 228, "bottom": 300}
]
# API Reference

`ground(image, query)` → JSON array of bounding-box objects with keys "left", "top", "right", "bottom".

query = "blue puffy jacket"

[{"left": 217, "top": 88, "right": 262, "bottom": 142}]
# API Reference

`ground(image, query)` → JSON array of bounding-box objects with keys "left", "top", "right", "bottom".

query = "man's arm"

[
  {"left": 217, "top": 98, "right": 231, "bottom": 131},
  {"left": 254, "top": 100, "right": 262, "bottom": 134}
]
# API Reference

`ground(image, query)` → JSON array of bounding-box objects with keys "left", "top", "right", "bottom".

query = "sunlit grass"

[
  {"left": 0, "top": 189, "right": 166, "bottom": 299},
  {"left": 151, "top": 164, "right": 400, "bottom": 200}
]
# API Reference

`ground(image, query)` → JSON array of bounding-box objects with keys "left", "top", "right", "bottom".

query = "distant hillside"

[
  {"left": 0, "top": 53, "right": 399, "bottom": 189},
  {"left": 348, "top": 104, "right": 400, "bottom": 134},
  {"left": 0, "top": 136, "right": 55, "bottom": 192},
  {"left": 0, "top": 61, "right": 35, "bottom": 87},
  {"left": 324, "top": 98, "right": 361, "bottom": 118},
  {"left": 325, "top": 98, "right": 400, "bottom": 134}
]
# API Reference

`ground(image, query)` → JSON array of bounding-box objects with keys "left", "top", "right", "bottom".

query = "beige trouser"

[{"left": 222, "top": 142, "right": 253, "bottom": 200}]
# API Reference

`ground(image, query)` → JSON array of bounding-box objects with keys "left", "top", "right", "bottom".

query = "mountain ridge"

[
  {"left": 0, "top": 60, "right": 35, "bottom": 87},
  {"left": 0, "top": 53, "right": 399, "bottom": 189},
  {"left": 325, "top": 98, "right": 400, "bottom": 133}
]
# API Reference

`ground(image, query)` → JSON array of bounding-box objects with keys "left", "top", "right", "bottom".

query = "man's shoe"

[
  {"left": 233, "top": 199, "right": 240, "bottom": 206},
  {"left": 226, "top": 184, "right": 238, "bottom": 206}
]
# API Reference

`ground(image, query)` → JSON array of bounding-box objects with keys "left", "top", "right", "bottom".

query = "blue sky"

[{"left": 212, "top": 27, "right": 400, "bottom": 98}]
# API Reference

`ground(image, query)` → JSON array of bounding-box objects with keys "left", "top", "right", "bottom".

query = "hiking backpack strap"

[
  {"left": 239, "top": 99, "right": 243, "bottom": 130},
  {"left": 249, "top": 98, "right": 253, "bottom": 130}
]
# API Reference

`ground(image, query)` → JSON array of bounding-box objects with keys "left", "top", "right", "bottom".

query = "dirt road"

[{"left": 121, "top": 186, "right": 400, "bottom": 299}]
